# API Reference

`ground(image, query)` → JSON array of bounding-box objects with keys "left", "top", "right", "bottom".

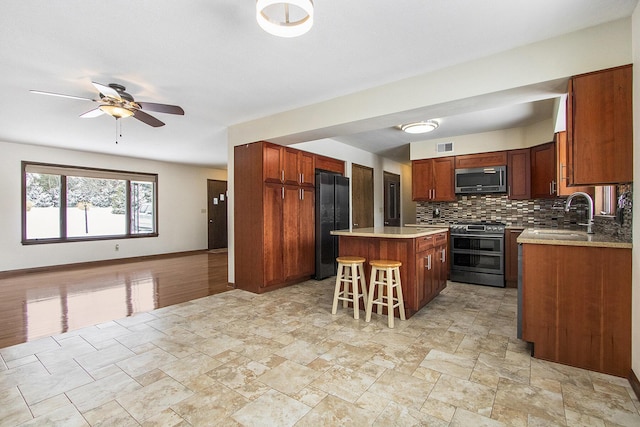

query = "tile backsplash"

[{"left": 415, "top": 184, "right": 632, "bottom": 242}]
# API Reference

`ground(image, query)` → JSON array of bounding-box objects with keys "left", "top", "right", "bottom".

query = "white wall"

[
  {"left": 631, "top": 2, "right": 639, "bottom": 383},
  {"left": 293, "top": 138, "right": 414, "bottom": 226},
  {"left": 410, "top": 119, "right": 556, "bottom": 160},
  {"left": 0, "top": 140, "right": 226, "bottom": 272}
]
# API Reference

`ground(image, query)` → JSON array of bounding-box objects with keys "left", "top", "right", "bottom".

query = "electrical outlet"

[{"left": 115, "top": 244, "right": 119, "bottom": 251}]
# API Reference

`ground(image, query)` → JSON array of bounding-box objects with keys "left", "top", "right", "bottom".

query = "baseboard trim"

[
  {"left": 629, "top": 369, "right": 640, "bottom": 401},
  {"left": 0, "top": 249, "right": 213, "bottom": 279}
]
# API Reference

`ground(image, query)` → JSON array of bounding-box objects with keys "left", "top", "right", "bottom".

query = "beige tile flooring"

[{"left": 1, "top": 279, "right": 639, "bottom": 426}]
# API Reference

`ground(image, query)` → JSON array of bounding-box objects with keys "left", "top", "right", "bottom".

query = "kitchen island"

[
  {"left": 518, "top": 228, "right": 631, "bottom": 377},
  {"left": 331, "top": 226, "right": 449, "bottom": 318}
]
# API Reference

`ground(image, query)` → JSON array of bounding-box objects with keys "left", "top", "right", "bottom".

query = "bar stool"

[
  {"left": 332, "top": 256, "right": 368, "bottom": 319},
  {"left": 365, "top": 260, "right": 406, "bottom": 328}
]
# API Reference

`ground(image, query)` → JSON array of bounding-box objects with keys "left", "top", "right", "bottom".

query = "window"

[{"left": 22, "top": 162, "right": 158, "bottom": 244}]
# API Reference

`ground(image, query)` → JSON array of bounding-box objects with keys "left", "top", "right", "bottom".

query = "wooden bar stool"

[
  {"left": 365, "top": 260, "right": 406, "bottom": 328},
  {"left": 332, "top": 256, "right": 368, "bottom": 319}
]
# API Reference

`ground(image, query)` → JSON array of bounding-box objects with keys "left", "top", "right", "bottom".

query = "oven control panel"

[{"left": 450, "top": 223, "right": 505, "bottom": 235}]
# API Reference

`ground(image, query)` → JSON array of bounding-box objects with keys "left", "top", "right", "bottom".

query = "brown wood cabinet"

[
  {"left": 263, "top": 142, "right": 315, "bottom": 187},
  {"left": 521, "top": 243, "right": 631, "bottom": 377},
  {"left": 504, "top": 227, "right": 524, "bottom": 288},
  {"left": 455, "top": 151, "right": 507, "bottom": 169},
  {"left": 235, "top": 141, "right": 316, "bottom": 293},
  {"left": 507, "top": 149, "right": 531, "bottom": 200},
  {"left": 411, "top": 157, "right": 455, "bottom": 202},
  {"left": 339, "top": 231, "right": 449, "bottom": 318},
  {"left": 566, "top": 65, "right": 633, "bottom": 185},
  {"left": 530, "top": 142, "right": 557, "bottom": 198},
  {"left": 555, "top": 131, "right": 594, "bottom": 197},
  {"left": 315, "top": 154, "right": 345, "bottom": 175}
]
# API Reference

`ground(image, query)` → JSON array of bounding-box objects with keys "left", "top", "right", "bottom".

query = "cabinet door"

[
  {"left": 283, "top": 185, "right": 301, "bottom": 281},
  {"left": 455, "top": 152, "right": 507, "bottom": 169},
  {"left": 555, "top": 131, "right": 594, "bottom": 197},
  {"left": 263, "top": 184, "right": 284, "bottom": 287},
  {"left": 416, "top": 248, "right": 436, "bottom": 307},
  {"left": 530, "top": 142, "right": 556, "bottom": 199},
  {"left": 507, "top": 149, "right": 531, "bottom": 200},
  {"left": 299, "top": 152, "right": 315, "bottom": 187},
  {"left": 504, "top": 228, "right": 524, "bottom": 288},
  {"left": 412, "top": 159, "right": 432, "bottom": 201},
  {"left": 568, "top": 65, "right": 633, "bottom": 185},
  {"left": 282, "top": 148, "right": 300, "bottom": 186},
  {"left": 298, "top": 187, "right": 315, "bottom": 276},
  {"left": 432, "top": 157, "right": 456, "bottom": 201},
  {"left": 263, "top": 143, "right": 283, "bottom": 183},
  {"left": 435, "top": 243, "right": 448, "bottom": 292}
]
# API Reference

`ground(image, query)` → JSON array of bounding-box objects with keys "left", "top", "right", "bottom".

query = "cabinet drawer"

[
  {"left": 433, "top": 232, "right": 447, "bottom": 245},
  {"left": 416, "top": 236, "right": 434, "bottom": 252}
]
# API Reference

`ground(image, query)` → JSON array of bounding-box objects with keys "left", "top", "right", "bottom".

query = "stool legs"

[
  {"left": 365, "top": 264, "right": 405, "bottom": 328},
  {"left": 332, "top": 261, "right": 367, "bottom": 319}
]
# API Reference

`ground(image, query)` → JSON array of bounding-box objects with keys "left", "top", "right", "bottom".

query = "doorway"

[
  {"left": 207, "top": 180, "right": 228, "bottom": 250},
  {"left": 383, "top": 171, "right": 401, "bottom": 226},
  {"left": 351, "top": 164, "right": 374, "bottom": 228}
]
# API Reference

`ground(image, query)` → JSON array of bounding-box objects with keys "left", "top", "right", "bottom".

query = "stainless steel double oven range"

[{"left": 449, "top": 222, "right": 506, "bottom": 288}]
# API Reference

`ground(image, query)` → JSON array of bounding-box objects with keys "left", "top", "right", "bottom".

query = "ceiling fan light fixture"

[
  {"left": 401, "top": 120, "right": 439, "bottom": 134},
  {"left": 256, "top": 0, "right": 314, "bottom": 38},
  {"left": 100, "top": 105, "right": 134, "bottom": 119}
]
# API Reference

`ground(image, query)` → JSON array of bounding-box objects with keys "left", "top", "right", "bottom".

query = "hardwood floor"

[{"left": 0, "top": 252, "right": 229, "bottom": 349}]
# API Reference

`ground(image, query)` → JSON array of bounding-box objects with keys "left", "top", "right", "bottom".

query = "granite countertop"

[
  {"left": 517, "top": 228, "right": 632, "bottom": 249},
  {"left": 331, "top": 226, "right": 449, "bottom": 239}
]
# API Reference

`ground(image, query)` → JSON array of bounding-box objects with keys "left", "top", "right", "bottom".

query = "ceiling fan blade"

[
  {"left": 30, "top": 90, "right": 95, "bottom": 102},
  {"left": 133, "top": 109, "right": 165, "bottom": 127},
  {"left": 79, "top": 107, "right": 106, "bottom": 118},
  {"left": 92, "top": 82, "right": 122, "bottom": 100},
  {"left": 137, "top": 102, "right": 185, "bottom": 115}
]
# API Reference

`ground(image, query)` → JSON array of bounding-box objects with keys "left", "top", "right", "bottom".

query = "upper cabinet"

[
  {"left": 507, "top": 149, "right": 531, "bottom": 200},
  {"left": 530, "top": 142, "right": 557, "bottom": 199},
  {"left": 455, "top": 152, "right": 507, "bottom": 169},
  {"left": 263, "top": 142, "right": 315, "bottom": 187},
  {"left": 412, "top": 157, "right": 456, "bottom": 202},
  {"left": 555, "top": 131, "right": 594, "bottom": 197},
  {"left": 566, "top": 65, "right": 633, "bottom": 185}
]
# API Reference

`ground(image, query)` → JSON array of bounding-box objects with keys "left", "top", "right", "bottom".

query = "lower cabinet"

[
  {"left": 521, "top": 243, "right": 631, "bottom": 377},
  {"left": 416, "top": 232, "right": 448, "bottom": 307},
  {"left": 504, "top": 227, "right": 524, "bottom": 288}
]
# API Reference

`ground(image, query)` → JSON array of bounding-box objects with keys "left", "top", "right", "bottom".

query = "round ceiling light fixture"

[
  {"left": 401, "top": 120, "right": 439, "bottom": 134},
  {"left": 256, "top": 0, "right": 314, "bottom": 38}
]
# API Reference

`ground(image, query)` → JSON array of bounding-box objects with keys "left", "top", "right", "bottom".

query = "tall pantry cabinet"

[{"left": 235, "top": 141, "right": 315, "bottom": 293}]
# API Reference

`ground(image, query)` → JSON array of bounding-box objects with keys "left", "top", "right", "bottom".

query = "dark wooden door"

[
  {"left": 352, "top": 164, "right": 374, "bottom": 228},
  {"left": 207, "top": 180, "right": 228, "bottom": 250},
  {"left": 383, "top": 172, "right": 401, "bottom": 226}
]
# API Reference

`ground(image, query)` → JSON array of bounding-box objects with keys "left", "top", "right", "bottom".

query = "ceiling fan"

[{"left": 30, "top": 82, "right": 184, "bottom": 127}]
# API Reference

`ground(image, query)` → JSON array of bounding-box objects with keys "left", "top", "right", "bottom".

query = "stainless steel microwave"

[{"left": 455, "top": 166, "right": 507, "bottom": 194}]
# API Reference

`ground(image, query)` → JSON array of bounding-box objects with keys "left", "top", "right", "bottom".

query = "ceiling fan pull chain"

[{"left": 115, "top": 118, "right": 119, "bottom": 144}]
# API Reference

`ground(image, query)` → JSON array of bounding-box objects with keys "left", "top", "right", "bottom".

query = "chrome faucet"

[{"left": 565, "top": 191, "right": 595, "bottom": 234}]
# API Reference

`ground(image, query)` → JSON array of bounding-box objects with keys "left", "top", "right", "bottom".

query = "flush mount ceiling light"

[
  {"left": 99, "top": 105, "right": 134, "bottom": 119},
  {"left": 256, "top": 0, "right": 314, "bottom": 38},
  {"left": 401, "top": 120, "right": 439, "bottom": 134}
]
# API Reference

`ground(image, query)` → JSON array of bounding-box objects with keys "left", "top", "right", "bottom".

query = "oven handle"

[{"left": 451, "top": 233, "right": 504, "bottom": 239}]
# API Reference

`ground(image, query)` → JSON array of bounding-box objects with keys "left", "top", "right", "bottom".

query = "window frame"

[{"left": 22, "top": 161, "right": 158, "bottom": 244}]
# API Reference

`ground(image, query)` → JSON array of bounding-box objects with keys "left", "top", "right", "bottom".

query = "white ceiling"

[{"left": 0, "top": 1, "right": 637, "bottom": 168}]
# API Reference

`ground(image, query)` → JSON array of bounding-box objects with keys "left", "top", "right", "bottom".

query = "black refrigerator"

[{"left": 315, "top": 171, "right": 350, "bottom": 280}]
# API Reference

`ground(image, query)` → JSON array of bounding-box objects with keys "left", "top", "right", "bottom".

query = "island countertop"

[
  {"left": 331, "top": 226, "right": 449, "bottom": 239},
  {"left": 517, "top": 228, "right": 632, "bottom": 249}
]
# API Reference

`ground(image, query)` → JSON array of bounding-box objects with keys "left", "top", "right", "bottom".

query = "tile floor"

[{"left": 1, "top": 279, "right": 639, "bottom": 426}]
